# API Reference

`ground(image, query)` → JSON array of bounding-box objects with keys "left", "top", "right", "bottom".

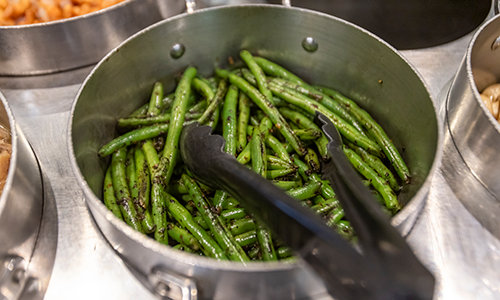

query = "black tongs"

[{"left": 180, "top": 112, "right": 435, "bottom": 300}]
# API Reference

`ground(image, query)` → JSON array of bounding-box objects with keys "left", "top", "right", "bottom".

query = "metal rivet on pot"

[
  {"left": 302, "top": 37, "right": 318, "bottom": 52},
  {"left": 170, "top": 44, "right": 186, "bottom": 59},
  {"left": 155, "top": 281, "right": 171, "bottom": 297},
  {"left": 491, "top": 36, "right": 500, "bottom": 50}
]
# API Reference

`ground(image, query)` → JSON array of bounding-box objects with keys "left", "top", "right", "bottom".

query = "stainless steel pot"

[
  {"left": 0, "top": 91, "right": 43, "bottom": 299},
  {"left": 446, "top": 14, "right": 500, "bottom": 237},
  {"left": 69, "top": 4, "right": 441, "bottom": 299},
  {"left": 0, "top": 0, "right": 186, "bottom": 76}
]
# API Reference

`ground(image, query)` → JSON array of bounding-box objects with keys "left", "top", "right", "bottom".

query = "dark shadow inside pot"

[{"left": 267, "top": 0, "right": 491, "bottom": 49}]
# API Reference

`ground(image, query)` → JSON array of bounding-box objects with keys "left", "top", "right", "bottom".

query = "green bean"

[
  {"left": 147, "top": 82, "right": 164, "bottom": 117},
  {"left": 237, "top": 92, "right": 251, "bottom": 152},
  {"left": 291, "top": 155, "right": 336, "bottom": 199},
  {"left": 195, "top": 76, "right": 216, "bottom": 92},
  {"left": 222, "top": 84, "right": 239, "bottom": 156},
  {"left": 172, "top": 244, "right": 197, "bottom": 253},
  {"left": 250, "top": 116, "right": 259, "bottom": 126},
  {"left": 243, "top": 69, "right": 365, "bottom": 137},
  {"left": 317, "top": 86, "right": 411, "bottom": 183},
  {"left": 272, "top": 180, "right": 301, "bottom": 190},
  {"left": 304, "top": 147, "right": 321, "bottom": 173},
  {"left": 259, "top": 117, "right": 273, "bottom": 139},
  {"left": 166, "top": 179, "right": 188, "bottom": 195},
  {"left": 228, "top": 218, "right": 256, "bottom": 236},
  {"left": 162, "top": 66, "right": 197, "bottom": 186},
  {"left": 271, "top": 78, "right": 366, "bottom": 135},
  {"left": 279, "top": 107, "right": 329, "bottom": 159},
  {"left": 240, "top": 50, "right": 274, "bottom": 105},
  {"left": 266, "top": 168, "right": 296, "bottom": 180},
  {"left": 165, "top": 193, "right": 227, "bottom": 259},
  {"left": 266, "top": 135, "right": 292, "bottom": 163},
  {"left": 212, "top": 190, "right": 228, "bottom": 213},
  {"left": 251, "top": 126, "right": 267, "bottom": 177},
  {"left": 268, "top": 82, "right": 382, "bottom": 156},
  {"left": 254, "top": 57, "right": 304, "bottom": 84},
  {"left": 236, "top": 142, "right": 252, "bottom": 165},
  {"left": 207, "top": 77, "right": 218, "bottom": 90},
  {"left": 197, "top": 78, "right": 227, "bottom": 126},
  {"left": 343, "top": 146, "right": 400, "bottom": 212},
  {"left": 182, "top": 174, "right": 249, "bottom": 262},
  {"left": 335, "top": 220, "right": 356, "bottom": 241},
  {"left": 248, "top": 245, "right": 261, "bottom": 260},
  {"left": 128, "top": 103, "right": 149, "bottom": 118},
  {"left": 222, "top": 197, "right": 240, "bottom": 210},
  {"left": 117, "top": 111, "right": 201, "bottom": 131},
  {"left": 188, "top": 100, "right": 208, "bottom": 114},
  {"left": 221, "top": 208, "right": 247, "bottom": 223},
  {"left": 311, "top": 198, "right": 340, "bottom": 215},
  {"left": 193, "top": 215, "right": 209, "bottom": 230},
  {"left": 345, "top": 141, "right": 400, "bottom": 191},
  {"left": 129, "top": 148, "right": 156, "bottom": 233},
  {"left": 103, "top": 166, "right": 123, "bottom": 220},
  {"left": 255, "top": 222, "right": 277, "bottom": 261},
  {"left": 142, "top": 140, "right": 168, "bottom": 244},
  {"left": 286, "top": 181, "right": 322, "bottom": 200},
  {"left": 167, "top": 223, "right": 201, "bottom": 251},
  {"left": 111, "top": 148, "right": 143, "bottom": 232},
  {"left": 216, "top": 68, "right": 305, "bottom": 156},
  {"left": 276, "top": 246, "right": 293, "bottom": 259},
  {"left": 325, "top": 206, "right": 345, "bottom": 227},
  {"left": 193, "top": 77, "right": 214, "bottom": 100},
  {"left": 267, "top": 155, "right": 295, "bottom": 170},
  {"left": 99, "top": 123, "right": 170, "bottom": 157},
  {"left": 128, "top": 92, "right": 176, "bottom": 118},
  {"left": 211, "top": 85, "right": 240, "bottom": 211},
  {"left": 292, "top": 129, "right": 321, "bottom": 141},
  {"left": 234, "top": 230, "right": 258, "bottom": 247}
]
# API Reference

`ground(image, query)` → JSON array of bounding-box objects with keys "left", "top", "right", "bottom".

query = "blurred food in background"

[{"left": 0, "top": 0, "right": 125, "bottom": 25}]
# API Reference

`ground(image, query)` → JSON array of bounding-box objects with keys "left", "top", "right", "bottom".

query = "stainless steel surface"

[
  {"left": 0, "top": 1, "right": 497, "bottom": 300},
  {"left": 68, "top": 5, "right": 440, "bottom": 299},
  {"left": 0, "top": 0, "right": 185, "bottom": 76},
  {"left": 0, "top": 90, "right": 44, "bottom": 299},
  {"left": 446, "top": 13, "right": 500, "bottom": 238}
]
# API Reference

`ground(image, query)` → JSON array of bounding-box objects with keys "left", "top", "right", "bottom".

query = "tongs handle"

[
  {"left": 180, "top": 123, "right": 368, "bottom": 299},
  {"left": 315, "top": 112, "right": 435, "bottom": 300}
]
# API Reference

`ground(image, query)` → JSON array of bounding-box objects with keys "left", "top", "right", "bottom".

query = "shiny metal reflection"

[{"left": 0, "top": 0, "right": 185, "bottom": 76}]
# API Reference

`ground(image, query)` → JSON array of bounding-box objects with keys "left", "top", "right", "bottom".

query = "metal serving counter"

[{"left": 1, "top": 3, "right": 499, "bottom": 300}]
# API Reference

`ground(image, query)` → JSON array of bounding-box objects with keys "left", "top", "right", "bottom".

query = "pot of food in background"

[
  {"left": 0, "top": 0, "right": 186, "bottom": 75},
  {"left": 0, "top": 90, "right": 44, "bottom": 299},
  {"left": 446, "top": 13, "right": 500, "bottom": 237},
  {"left": 69, "top": 4, "right": 441, "bottom": 299}
]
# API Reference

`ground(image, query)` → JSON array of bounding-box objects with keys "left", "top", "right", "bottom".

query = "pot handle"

[
  {"left": 0, "top": 256, "right": 40, "bottom": 300},
  {"left": 148, "top": 266, "right": 198, "bottom": 300}
]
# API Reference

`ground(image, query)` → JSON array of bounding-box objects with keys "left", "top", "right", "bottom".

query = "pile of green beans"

[{"left": 99, "top": 51, "right": 409, "bottom": 262}]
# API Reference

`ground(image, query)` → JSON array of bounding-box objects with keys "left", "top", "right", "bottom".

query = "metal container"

[
  {"left": 69, "top": 5, "right": 441, "bottom": 299},
  {"left": 0, "top": 91, "right": 44, "bottom": 299},
  {"left": 446, "top": 14, "right": 500, "bottom": 236},
  {"left": 267, "top": 0, "right": 492, "bottom": 50},
  {"left": 0, "top": 0, "right": 186, "bottom": 76}
]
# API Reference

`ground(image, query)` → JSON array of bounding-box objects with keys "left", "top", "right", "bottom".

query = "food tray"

[{"left": 0, "top": 3, "right": 499, "bottom": 300}]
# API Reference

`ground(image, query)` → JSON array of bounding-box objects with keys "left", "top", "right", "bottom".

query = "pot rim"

[
  {"left": 0, "top": 0, "right": 138, "bottom": 29},
  {"left": 0, "top": 91, "right": 19, "bottom": 218},
  {"left": 68, "top": 3, "right": 443, "bottom": 272},
  {"left": 466, "top": 13, "right": 500, "bottom": 131}
]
